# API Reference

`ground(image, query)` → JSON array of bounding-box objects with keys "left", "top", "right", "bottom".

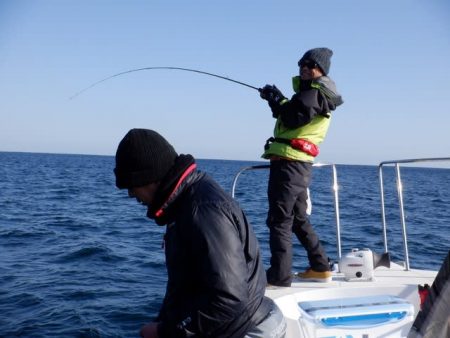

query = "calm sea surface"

[{"left": 1, "top": 152, "right": 449, "bottom": 337}]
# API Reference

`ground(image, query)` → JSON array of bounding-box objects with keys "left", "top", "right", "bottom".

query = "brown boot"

[{"left": 296, "top": 268, "right": 332, "bottom": 282}]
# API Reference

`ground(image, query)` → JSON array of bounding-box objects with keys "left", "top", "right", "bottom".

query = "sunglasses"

[{"left": 299, "top": 60, "right": 318, "bottom": 69}]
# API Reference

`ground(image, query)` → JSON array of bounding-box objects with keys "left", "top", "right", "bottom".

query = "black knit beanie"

[
  {"left": 298, "top": 47, "right": 333, "bottom": 75},
  {"left": 114, "top": 129, "right": 178, "bottom": 189}
]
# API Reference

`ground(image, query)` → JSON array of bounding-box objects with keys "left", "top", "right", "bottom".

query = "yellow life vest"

[{"left": 262, "top": 76, "right": 331, "bottom": 162}]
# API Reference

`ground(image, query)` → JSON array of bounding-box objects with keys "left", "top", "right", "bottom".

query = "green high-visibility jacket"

[{"left": 262, "top": 75, "right": 343, "bottom": 162}]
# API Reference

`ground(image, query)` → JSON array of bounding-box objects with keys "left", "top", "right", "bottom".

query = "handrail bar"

[
  {"left": 231, "top": 162, "right": 342, "bottom": 259},
  {"left": 378, "top": 157, "right": 450, "bottom": 271}
]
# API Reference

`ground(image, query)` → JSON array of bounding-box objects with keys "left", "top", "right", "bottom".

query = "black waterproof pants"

[{"left": 266, "top": 159, "right": 329, "bottom": 286}]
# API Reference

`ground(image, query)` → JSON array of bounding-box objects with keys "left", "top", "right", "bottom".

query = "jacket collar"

[{"left": 147, "top": 154, "right": 197, "bottom": 225}]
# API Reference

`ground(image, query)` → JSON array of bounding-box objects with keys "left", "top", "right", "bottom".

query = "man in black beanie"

[
  {"left": 114, "top": 129, "right": 286, "bottom": 338},
  {"left": 259, "top": 48, "right": 344, "bottom": 286}
]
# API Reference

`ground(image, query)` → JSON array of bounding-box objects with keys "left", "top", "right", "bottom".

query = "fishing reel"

[{"left": 339, "top": 248, "right": 390, "bottom": 281}]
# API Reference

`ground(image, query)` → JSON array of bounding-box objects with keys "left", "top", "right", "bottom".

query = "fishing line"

[{"left": 69, "top": 66, "right": 261, "bottom": 100}]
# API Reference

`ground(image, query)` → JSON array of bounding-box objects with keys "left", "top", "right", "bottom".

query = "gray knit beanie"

[
  {"left": 298, "top": 47, "right": 333, "bottom": 75},
  {"left": 114, "top": 129, "right": 178, "bottom": 189}
]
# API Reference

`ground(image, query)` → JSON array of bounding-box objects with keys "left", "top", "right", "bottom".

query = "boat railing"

[
  {"left": 378, "top": 157, "right": 450, "bottom": 271},
  {"left": 231, "top": 163, "right": 342, "bottom": 259}
]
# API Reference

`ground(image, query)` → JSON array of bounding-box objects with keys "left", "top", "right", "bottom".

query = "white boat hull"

[{"left": 265, "top": 262, "right": 437, "bottom": 338}]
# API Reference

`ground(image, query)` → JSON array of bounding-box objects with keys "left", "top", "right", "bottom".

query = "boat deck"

[
  {"left": 266, "top": 263, "right": 437, "bottom": 300},
  {"left": 265, "top": 263, "right": 437, "bottom": 338}
]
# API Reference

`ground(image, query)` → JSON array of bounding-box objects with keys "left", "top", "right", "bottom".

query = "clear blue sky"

[{"left": 1, "top": 0, "right": 449, "bottom": 164}]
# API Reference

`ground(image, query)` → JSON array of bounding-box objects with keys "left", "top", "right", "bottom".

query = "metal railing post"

[
  {"left": 395, "top": 164, "right": 410, "bottom": 270},
  {"left": 378, "top": 165, "right": 389, "bottom": 253},
  {"left": 378, "top": 157, "right": 450, "bottom": 271},
  {"left": 331, "top": 164, "right": 342, "bottom": 260}
]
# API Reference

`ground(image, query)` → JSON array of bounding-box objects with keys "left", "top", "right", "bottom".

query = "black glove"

[{"left": 259, "top": 84, "right": 286, "bottom": 104}]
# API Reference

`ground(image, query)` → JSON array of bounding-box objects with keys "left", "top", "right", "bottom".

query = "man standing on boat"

[
  {"left": 114, "top": 129, "right": 286, "bottom": 338},
  {"left": 260, "top": 47, "right": 343, "bottom": 286}
]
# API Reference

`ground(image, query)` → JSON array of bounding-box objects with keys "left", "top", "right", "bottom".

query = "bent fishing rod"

[{"left": 69, "top": 66, "right": 261, "bottom": 100}]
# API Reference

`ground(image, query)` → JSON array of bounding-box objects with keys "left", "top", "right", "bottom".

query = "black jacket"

[
  {"left": 269, "top": 76, "right": 343, "bottom": 129},
  {"left": 148, "top": 155, "right": 271, "bottom": 337}
]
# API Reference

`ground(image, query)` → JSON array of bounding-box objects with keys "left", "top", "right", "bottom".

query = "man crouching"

[{"left": 114, "top": 128, "right": 286, "bottom": 338}]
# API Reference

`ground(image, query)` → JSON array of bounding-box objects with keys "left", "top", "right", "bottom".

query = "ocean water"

[{"left": 1, "top": 152, "right": 449, "bottom": 337}]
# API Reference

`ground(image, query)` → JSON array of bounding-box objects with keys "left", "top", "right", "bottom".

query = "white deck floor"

[{"left": 265, "top": 263, "right": 437, "bottom": 338}]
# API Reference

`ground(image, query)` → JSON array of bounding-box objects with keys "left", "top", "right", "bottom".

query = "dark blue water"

[{"left": 1, "top": 152, "right": 449, "bottom": 337}]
